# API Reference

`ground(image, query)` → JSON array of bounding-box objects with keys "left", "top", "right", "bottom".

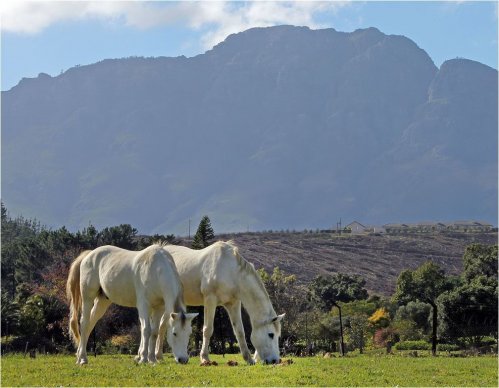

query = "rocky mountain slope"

[{"left": 2, "top": 26, "right": 497, "bottom": 234}]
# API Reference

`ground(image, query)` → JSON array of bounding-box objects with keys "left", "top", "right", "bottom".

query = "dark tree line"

[{"left": 0, "top": 203, "right": 176, "bottom": 353}]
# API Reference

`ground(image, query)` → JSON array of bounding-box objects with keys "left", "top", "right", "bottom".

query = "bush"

[
  {"left": 373, "top": 327, "right": 399, "bottom": 348},
  {"left": 111, "top": 334, "right": 135, "bottom": 352},
  {"left": 395, "top": 341, "right": 461, "bottom": 352},
  {"left": 437, "top": 343, "right": 460, "bottom": 352},
  {"left": 394, "top": 340, "right": 430, "bottom": 351}
]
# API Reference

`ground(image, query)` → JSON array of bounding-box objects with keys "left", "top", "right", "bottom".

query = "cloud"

[
  {"left": 1, "top": 1, "right": 349, "bottom": 48},
  {"left": 191, "top": 1, "right": 347, "bottom": 49}
]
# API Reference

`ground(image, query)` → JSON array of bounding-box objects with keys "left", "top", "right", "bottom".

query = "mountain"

[{"left": 2, "top": 26, "right": 497, "bottom": 234}]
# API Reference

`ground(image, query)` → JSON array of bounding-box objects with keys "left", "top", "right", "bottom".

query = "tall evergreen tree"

[
  {"left": 191, "top": 216, "right": 215, "bottom": 249},
  {"left": 190, "top": 216, "right": 217, "bottom": 352}
]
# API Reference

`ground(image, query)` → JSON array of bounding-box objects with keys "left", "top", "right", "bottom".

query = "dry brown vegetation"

[{"left": 212, "top": 230, "right": 497, "bottom": 295}]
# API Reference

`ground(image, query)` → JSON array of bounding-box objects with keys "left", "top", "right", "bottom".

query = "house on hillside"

[
  {"left": 346, "top": 221, "right": 367, "bottom": 234},
  {"left": 409, "top": 222, "right": 448, "bottom": 233},
  {"left": 383, "top": 220, "right": 494, "bottom": 234},
  {"left": 384, "top": 223, "right": 410, "bottom": 234},
  {"left": 370, "top": 225, "right": 386, "bottom": 234},
  {"left": 447, "top": 221, "right": 494, "bottom": 232},
  {"left": 385, "top": 222, "right": 450, "bottom": 233}
]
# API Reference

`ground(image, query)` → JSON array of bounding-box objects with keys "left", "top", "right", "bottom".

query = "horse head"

[
  {"left": 251, "top": 313, "right": 285, "bottom": 364},
  {"left": 167, "top": 311, "right": 198, "bottom": 364}
]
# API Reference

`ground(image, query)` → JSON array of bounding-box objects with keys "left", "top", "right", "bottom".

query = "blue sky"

[{"left": 1, "top": 1, "right": 498, "bottom": 91}]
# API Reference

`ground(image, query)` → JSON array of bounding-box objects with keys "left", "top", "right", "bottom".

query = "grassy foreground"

[{"left": 1, "top": 353, "right": 497, "bottom": 387}]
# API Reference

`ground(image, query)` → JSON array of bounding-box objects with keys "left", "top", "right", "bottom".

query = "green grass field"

[{"left": 1, "top": 353, "right": 497, "bottom": 387}]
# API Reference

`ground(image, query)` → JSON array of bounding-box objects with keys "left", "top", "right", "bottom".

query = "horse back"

[
  {"left": 79, "top": 245, "right": 137, "bottom": 307},
  {"left": 134, "top": 245, "right": 184, "bottom": 309},
  {"left": 166, "top": 242, "right": 244, "bottom": 305}
]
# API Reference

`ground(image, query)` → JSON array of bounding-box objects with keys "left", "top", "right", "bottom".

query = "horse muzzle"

[{"left": 176, "top": 356, "right": 189, "bottom": 364}]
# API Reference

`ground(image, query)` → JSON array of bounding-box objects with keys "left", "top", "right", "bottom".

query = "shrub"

[
  {"left": 374, "top": 327, "right": 399, "bottom": 348},
  {"left": 392, "top": 319, "right": 425, "bottom": 341},
  {"left": 437, "top": 343, "right": 460, "bottom": 352},
  {"left": 368, "top": 308, "right": 390, "bottom": 329},
  {"left": 109, "top": 334, "right": 138, "bottom": 354},
  {"left": 395, "top": 341, "right": 461, "bottom": 352},
  {"left": 394, "top": 340, "right": 430, "bottom": 351}
]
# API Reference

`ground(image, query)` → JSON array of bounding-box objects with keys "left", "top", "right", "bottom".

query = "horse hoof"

[{"left": 79, "top": 359, "right": 88, "bottom": 365}]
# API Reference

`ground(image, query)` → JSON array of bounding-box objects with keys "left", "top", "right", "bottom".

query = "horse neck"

[
  {"left": 239, "top": 272, "right": 276, "bottom": 326},
  {"left": 172, "top": 285, "right": 186, "bottom": 314}
]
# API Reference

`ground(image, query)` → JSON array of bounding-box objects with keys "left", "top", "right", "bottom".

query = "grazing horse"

[
  {"left": 156, "top": 241, "right": 285, "bottom": 364},
  {"left": 66, "top": 244, "right": 198, "bottom": 365}
]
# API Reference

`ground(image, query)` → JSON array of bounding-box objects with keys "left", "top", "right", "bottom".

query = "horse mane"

[
  {"left": 153, "top": 240, "right": 171, "bottom": 247},
  {"left": 223, "top": 240, "right": 271, "bottom": 300}
]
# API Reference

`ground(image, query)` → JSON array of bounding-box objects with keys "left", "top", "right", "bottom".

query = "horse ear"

[
  {"left": 170, "top": 312, "right": 178, "bottom": 320},
  {"left": 185, "top": 312, "right": 199, "bottom": 321},
  {"left": 272, "top": 314, "right": 285, "bottom": 323}
]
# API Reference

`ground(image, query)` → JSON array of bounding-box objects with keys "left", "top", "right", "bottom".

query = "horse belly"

[
  {"left": 102, "top": 286, "right": 136, "bottom": 307},
  {"left": 182, "top": 280, "right": 204, "bottom": 306},
  {"left": 100, "top": 276, "right": 137, "bottom": 307}
]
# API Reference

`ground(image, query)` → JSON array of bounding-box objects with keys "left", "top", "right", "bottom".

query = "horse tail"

[{"left": 66, "top": 250, "right": 91, "bottom": 347}]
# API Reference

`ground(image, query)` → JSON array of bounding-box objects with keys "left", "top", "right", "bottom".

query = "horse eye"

[
  {"left": 173, "top": 332, "right": 177, "bottom": 337},
  {"left": 268, "top": 333, "right": 274, "bottom": 339}
]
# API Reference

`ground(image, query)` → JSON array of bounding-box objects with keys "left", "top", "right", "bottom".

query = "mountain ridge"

[{"left": 2, "top": 25, "right": 497, "bottom": 235}]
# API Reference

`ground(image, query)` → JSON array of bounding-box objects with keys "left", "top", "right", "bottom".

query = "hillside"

[
  {"left": 2, "top": 25, "right": 497, "bottom": 234},
  {"left": 208, "top": 230, "right": 497, "bottom": 295}
]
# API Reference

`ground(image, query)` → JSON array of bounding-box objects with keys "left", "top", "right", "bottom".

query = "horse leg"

[
  {"left": 136, "top": 302, "right": 152, "bottom": 364},
  {"left": 155, "top": 306, "right": 167, "bottom": 361},
  {"left": 200, "top": 295, "right": 217, "bottom": 363},
  {"left": 76, "top": 295, "right": 94, "bottom": 365},
  {"left": 224, "top": 300, "right": 255, "bottom": 365},
  {"left": 148, "top": 308, "right": 162, "bottom": 363},
  {"left": 85, "top": 296, "right": 112, "bottom": 338}
]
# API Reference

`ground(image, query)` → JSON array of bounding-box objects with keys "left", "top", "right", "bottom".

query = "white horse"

[
  {"left": 66, "top": 244, "right": 198, "bottom": 365},
  {"left": 156, "top": 241, "right": 285, "bottom": 364}
]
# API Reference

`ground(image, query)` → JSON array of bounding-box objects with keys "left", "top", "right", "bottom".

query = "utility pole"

[
  {"left": 336, "top": 302, "right": 346, "bottom": 356},
  {"left": 188, "top": 219, "right": 191, "bottom": 239}
]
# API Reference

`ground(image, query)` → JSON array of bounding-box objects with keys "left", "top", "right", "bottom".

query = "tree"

[
  {"left": 393, "top": 301, "right": 431, "bottom": 340},
  {"left": 309, "top": 274, "right": 368, "bottom": 312},
  {"left": 257, "top": 267, "right": 307, "bottom": 345},
  {"left": 346, "top": 314, "right": 369, "bottom": 353},
  {"left": 1, "top": 292, "right": 20, "bottom": 336},
  {"left": 74, "top": 225, "right": 99, "bottom": 250},
  {"left": 191, "top": 216, "right": 215, "bottom": 249},
  {"left": 393, "top": 261, "right": 450, "bottom": 356},
  {"left": 438, "top": 244, "right": 498, "bottom": 346},
  {"left": 98, "top": 224, "right": 138, "bottom": 250},
  {"left": 258, "top": 267, "right": 299, "bottom": 318},
  {"left": 309, "top": 274, "right": 369, "bottom": 355},
  {"left": 368, "top": 307, "right": 390, "bottom": 330},
  {"left": 438, "top": 277, "right": 497, "bottom": 346},
  {"left": 190, "top": 216, "right": 216, "bottom": 351},
  {"left": 462, "top": 244, "right": 498, "bottom": 282}
]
